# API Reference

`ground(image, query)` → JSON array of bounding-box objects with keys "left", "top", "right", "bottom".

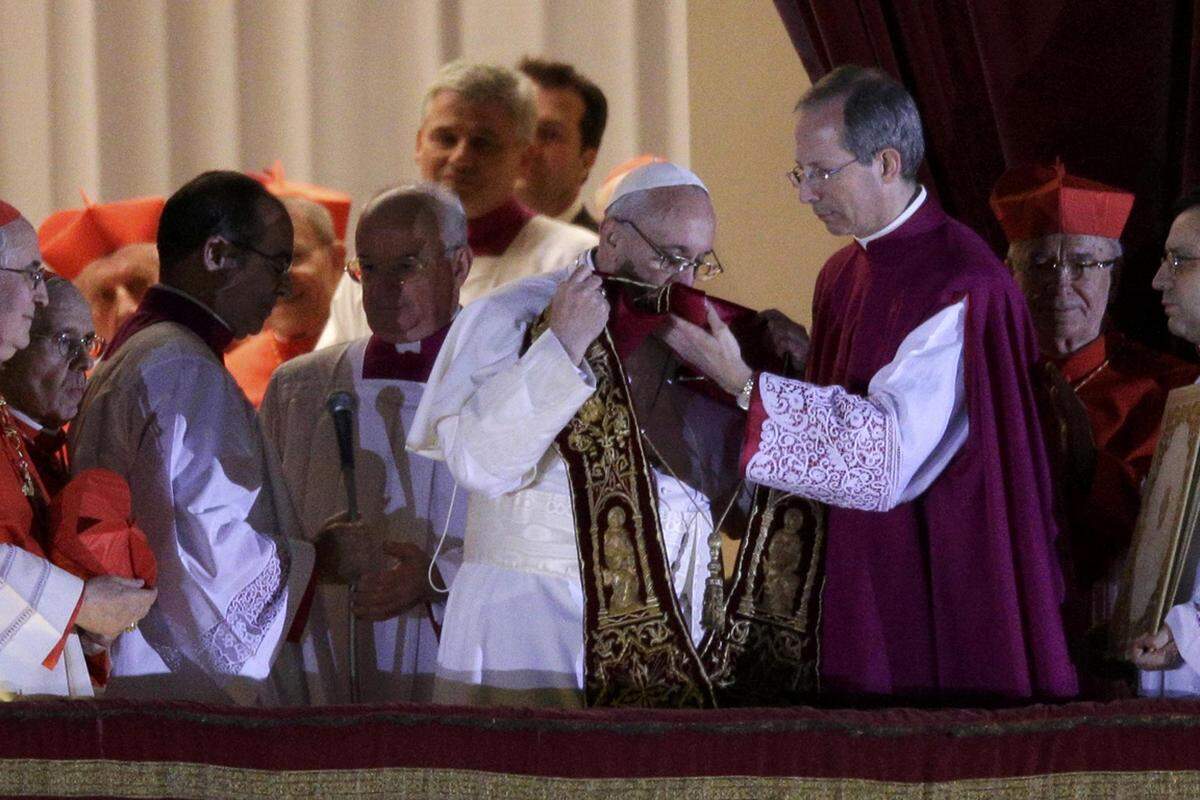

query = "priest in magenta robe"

[{"left": 662, "top": 65, "right": 1077, "bottom": 703}]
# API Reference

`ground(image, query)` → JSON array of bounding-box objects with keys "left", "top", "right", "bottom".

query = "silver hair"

[
  {"left": 422, "top": 60, "right": 536, "bottom": 143},
  {"left": 30, "top": 275, "right": 89, "bottom": 335},
  {"left": 797, "top": 65, "right": 925, "bottom": 181},
  {"left": 279, "top": 196, "right": 335, "bottom": 247},
  {"left": 361, "top": 182, "right": 468, "bottom": 250},
  {"left": 1006, "top": 235, "right": 1124, "bottom": 267}
]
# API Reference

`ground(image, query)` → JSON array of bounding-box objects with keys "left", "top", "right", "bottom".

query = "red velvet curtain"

[{"left": 774, "top": 0, "right": 1200, "bottom": 345}]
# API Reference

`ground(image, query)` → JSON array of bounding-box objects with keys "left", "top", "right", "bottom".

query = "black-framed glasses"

[
  {"left": 0, "top": 261, "right": 48, "bottom": 289},
  {"left": 1162, "top": 249, "right": 1200, "bottom": 277},
  {"left": 786, "top": 157, "right": 859, "bottom": 189},
  {"left": 30, "top": 331, "right": 105, "bottom": 361},
  {"left": 1021, "top": 256, "right": 1121, "bottom": 282},
  {"left": 611, "top": 218, "right": 723, "bottom": 281},
  {"left": 345, "top": 245, "right": 465, "bottom": 285},
  {"left": 229, "top": 240, "right": 292, "bottom": 276}
]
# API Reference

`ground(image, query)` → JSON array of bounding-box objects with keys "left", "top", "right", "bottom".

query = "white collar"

[
  {"left": 7, "top": 405, "right": 45, "bottom": 434},
  {"left": 387, "top": 307, "right": 461, "bottom": 353},
  {"left": 155, "top": 283, "right": 234, "bottom": 332},
  {"left": 855, "top": 186, "right": 927, "bottom": 248}
]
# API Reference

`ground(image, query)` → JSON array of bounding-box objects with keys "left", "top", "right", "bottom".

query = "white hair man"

[
  {"left": 260, "top": 184, "right": 469, "bottom": 703},
  {"left": 318, "top": 60, "right": 596, "bottom": 348}
]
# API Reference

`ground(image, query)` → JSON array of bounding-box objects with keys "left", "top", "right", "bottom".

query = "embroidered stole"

[{"left": 535, "top": 299, "right": 826, "bottom": 708}]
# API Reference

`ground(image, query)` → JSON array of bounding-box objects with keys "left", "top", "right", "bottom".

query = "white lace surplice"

[{"left": 70, "top": 322, "right": 314, "bottom": 705}]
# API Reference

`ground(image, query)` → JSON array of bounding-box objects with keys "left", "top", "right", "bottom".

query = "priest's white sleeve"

[
  {"left": 408, "top": 273, "right": 596, "bottom": 497},
  {"left": 438, "top": 329, "right": 594, "bottom": 496},
  {"left": 741, "top": 299, "right": 968, "bottom": 511},
  {"left": 0, "top": 544, "right": 84, "bottom": 666}
]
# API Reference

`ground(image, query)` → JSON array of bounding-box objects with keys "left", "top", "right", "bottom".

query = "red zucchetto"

[
  {"left": 248, "top": 160, "right": 351, "bottom": 241},
  {"left": 989, "top": 160, "right": 1135, "bottom": 242},
  {"left": 38, "top": 193, "right": 164, "bottom": 280}
]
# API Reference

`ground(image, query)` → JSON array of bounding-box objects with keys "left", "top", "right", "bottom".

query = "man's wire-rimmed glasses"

[
  {"left": 786, "top": 157, "right": 859, "bottom": 189},
  {"left": 1162, "top": 249, "right": 1200, "bottom": 277},
  {"left": 30, "top": 331, "right": 106, "bottom": 362},
  {"left": 611, "top": 218, "right": 723, "bottom": 281},
  {"left": 0, "top": 261, "right": 48, "bottom": 289}
]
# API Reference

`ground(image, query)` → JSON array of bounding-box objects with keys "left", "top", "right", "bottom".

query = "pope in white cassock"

[
  {"left": 409, "top": 163, "right": 739, "bottom": 706},
  {"left": 260, "top": 184, "right": 469, "bottom": 703},
  {"left": 71, "top": 172, "right": 365, "bottom": 705}
]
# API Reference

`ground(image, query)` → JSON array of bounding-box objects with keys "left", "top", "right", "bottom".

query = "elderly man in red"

[
  {"left": 992, "top": 164, "right": 1200, "bottom": 690},
  {"left": 0, "top": 200, "right": 155, "bottom": 698},
  {"left": 38, "top": 194, "right": 163, "bottom": 344}
]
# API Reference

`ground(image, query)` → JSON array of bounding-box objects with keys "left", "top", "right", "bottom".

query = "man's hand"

[
  {"left": 75, "top": 576, "right": 157, "bottom": 640},
  {"left": 660, "top": 302, "right": 754, "bottom": 396},
  {"left": 549, "top": 264, "right": 609, "bottom": 365},
  {"left": 351, "top": 541, "right": 440, "bottom": 621},
  {"left": 1128, "top": 624, "right": 1183, "bottom": 670},
  {"left": 314, "top": 512, "right": 379, "bottom": 585},
  {"left": 757, "top": 309, "right": 810, "bottom": 372}
]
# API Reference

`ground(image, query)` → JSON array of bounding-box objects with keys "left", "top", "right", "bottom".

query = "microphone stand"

[{"left": 327, "top": 392, "right": 362, "bottom": 703}]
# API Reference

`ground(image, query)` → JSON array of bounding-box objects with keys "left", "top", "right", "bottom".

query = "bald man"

[{"left": 260, "top": 184, "right": 469, "bottom": 703}]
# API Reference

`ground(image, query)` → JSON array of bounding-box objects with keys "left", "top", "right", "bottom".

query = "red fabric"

[
  {"left": 37, "top": 195, "right": 163, "bottom": 280},
  {"left": 0, "top": 200, "right": 20, "bottom": 227},
  {"left": 105, "top": 286, "right": 234, "bottom": 363},
  {"left": 248, "top": 161, "right": 352, "bottom": 241},
  {"left": 40, "top": 593, "right": 82, "bottom": 671},
  {"left": 990, "top": 161, "right": 1135, "bottom": 241},
  {"left": 1054, "top": 331, "right": 1200, "bottom": 585},
  {"left": 46, "top": 468, "right": 157, "bottom": 589},
  {"left": 467, "top": 197, "right": 534, "bottom": 256},
  {"left": 0, "top": 408, "right": 47, "bottom": 557},
  {"left": 226, "top": 331, "right": 317, "bottom": 408},
  {"left": 361, "top": 323, "right": 452, "bottom": 382},
  {"left": 772, "top": 0, "right": 1200, "bottom": 349},
  {"left": 7, "top": 698, "right": 1200, "bottom": 782}
]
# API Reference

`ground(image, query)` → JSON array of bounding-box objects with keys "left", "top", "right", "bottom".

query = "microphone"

[{"left": 325, "top": 391, "right": 359, "bottom": 520}]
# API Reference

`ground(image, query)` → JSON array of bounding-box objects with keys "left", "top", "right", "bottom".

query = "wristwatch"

[{"left": 736, "top": 374, "right": 756, "bottom": 411}]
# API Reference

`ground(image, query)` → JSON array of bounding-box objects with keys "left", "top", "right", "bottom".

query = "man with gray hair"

[
  {"left": 661, "top": 65, "right": 1078, "bottom": 702},
  {"left": 318, "top": 60, "right": 596, "bottom": 348},
  {"left": 260, "top": 184, "right": 469, "bottom": 703},
  {"left": 0, "top": 276, "right": 102, "bottom": 496}
]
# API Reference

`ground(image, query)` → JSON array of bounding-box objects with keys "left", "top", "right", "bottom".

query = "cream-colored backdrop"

[{"left": 0, "top": 0, "right": 837, "bottom": 320}]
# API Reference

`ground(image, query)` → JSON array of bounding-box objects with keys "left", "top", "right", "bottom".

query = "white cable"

[{"left": 426, "top": 482, "right": 457, "bottom": 594}]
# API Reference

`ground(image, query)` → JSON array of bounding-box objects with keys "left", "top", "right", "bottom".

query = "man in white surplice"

[
  {"left": 317, "top": 61, "right": 595, "bottom": 349},
  {"left": 409, "top": 162, "right": 734, "bottom": 706},
  {"left": 71, "top": 172, "right": 366, "bottom": 705},
  {"left": 261, "top": 185, "right": 469, "bottom": 703}
]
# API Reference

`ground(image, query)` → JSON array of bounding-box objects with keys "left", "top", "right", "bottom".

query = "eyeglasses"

[
  {"left": 30, "top": 331, "right": 105, "bottom": 361},
  {"left": 0, "top": 261, "right": 48, "bottom": 289},
  {"left": 1162, "top": 249, "right": 1200, "bottom": 276},
  {"left": 1022, "top": 256, "right": 1120, "bottom": 282},
  {"left": 345, "top": 245, "right": 464, "bottom": 285},
  {"left": 229, "top": 240, "right": 292, "bottom": 276},
  {"left": 786, "top": 157, "right": 859, "bottom": 189},
  {"left": 611, "top": 218, "right": 723, "bottom": 281}
]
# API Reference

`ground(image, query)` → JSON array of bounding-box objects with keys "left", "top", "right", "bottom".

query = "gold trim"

[{"left": 3, "top": 759, "right": 1200, "bottom": 799}]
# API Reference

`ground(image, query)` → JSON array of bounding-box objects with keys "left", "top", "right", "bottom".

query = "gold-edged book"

[{"left": 1111, "top": 384, "right": 1200, "bottom": 655}]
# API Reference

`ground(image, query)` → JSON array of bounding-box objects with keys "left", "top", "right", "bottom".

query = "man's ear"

[
  {"left": 451, "top": 246, "right": 472, "bottom": 290},
  {"left": 579, "top": 146, "right": 599, "bottom": 182},
  {"left": 879, "top": 147, "right": 904, "bottom": 183},
  {"left": 328, "top": 241, "right": 348, "bottom": 284},
  {"left": 202, "top": 236, "right": 231, "bottom": 273}
]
